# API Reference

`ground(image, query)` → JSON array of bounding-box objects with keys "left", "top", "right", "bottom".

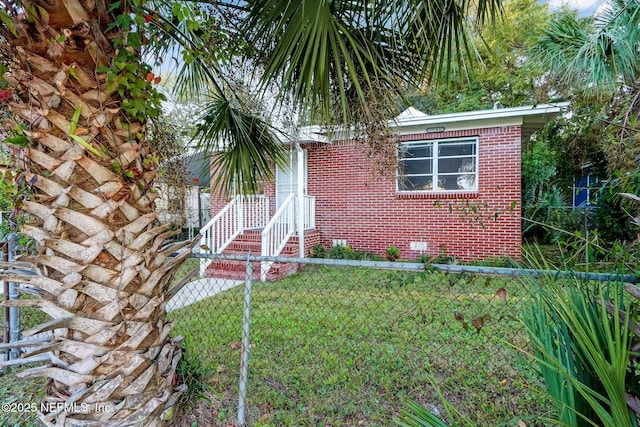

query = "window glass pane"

[
  {"left": 438, "top": 176, "right": 459, "bottom": 191},
  {"left": 401, "top": 143, "right": 432, "bottom": 159},
  {"left": 455, "top": 173, "right": 476, "bottom": 191},
  {"left": 397, "top": 138, "right": 478, "bottom": 193},
  {"left": 438, "top": 142, "right": 476, "bottom": 157},
  {"left": 398, "top": 175, "right": 434, "bottom": 191},
  {"left": 400, "top": 158, "right": 433, "bottom": 175},
  {"left": 438, "top": 157, "right": 475, "bottom": 174},
  {"left": 434, "top": 174, "right": 477, "bottom": 191}
]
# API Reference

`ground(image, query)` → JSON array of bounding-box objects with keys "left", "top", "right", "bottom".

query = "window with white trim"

[{"left": 397, "top": 137, "right": 478, "bottom": 192}]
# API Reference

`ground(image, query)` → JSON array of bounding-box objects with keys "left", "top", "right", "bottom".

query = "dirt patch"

[{"left": 175, "top": 396, "right": 228, "bottom": 427}]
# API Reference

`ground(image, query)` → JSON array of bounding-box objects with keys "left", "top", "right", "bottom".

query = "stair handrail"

[
  {"left": 199, "top": 196, "right": 243, "bottom": 256},
  {"left": 260, "top": 193, "right": 296, "bottom": 281}
]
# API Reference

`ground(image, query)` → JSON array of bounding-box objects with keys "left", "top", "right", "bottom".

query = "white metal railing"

[
  {"left": 199, "top": 196, "right": 243, "bottom": 256},
  {"left": 260, "top": 193, "right": 296, "bottom": 281},
  {"left": 200, "top": 194, "right": 314, "bottom": 279},
  {"left": 242, "top": 195, "right": 270, "bottom": 229},
  {"left": 303, "top": 195, "right": 315, "bottom": 230}
]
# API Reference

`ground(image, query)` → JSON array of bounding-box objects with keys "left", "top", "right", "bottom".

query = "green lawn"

[
  {"left": 169, "top": 265, "right": 552, "bottom": 426},
  {"left": 0, "top": 367, "right": 46, "bottom": 426}
]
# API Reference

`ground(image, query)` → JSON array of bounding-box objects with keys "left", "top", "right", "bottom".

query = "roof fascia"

[{"left": 296, "top": 102, "right": 570, "bottom": 143}]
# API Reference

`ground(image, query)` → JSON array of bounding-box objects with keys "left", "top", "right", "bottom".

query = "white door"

[{"left": 276, "top": 149, "right": 307, "bottom": 209}]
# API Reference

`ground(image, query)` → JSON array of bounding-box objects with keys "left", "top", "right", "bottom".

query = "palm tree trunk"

[{"left": 1, "top": 1, "right": 193, "bottom": 425}]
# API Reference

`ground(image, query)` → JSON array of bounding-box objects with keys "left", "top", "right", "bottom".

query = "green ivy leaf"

[
  {"left": 0, "top": 10, "right": 17, "bottom": 37},
  {"left": 107, "top": 1, "right": 121, "bottom": 12},
  {"left": 112, "top": 160, "right": 122, "bottom": 174},
  {"left": 116, "top": 14, "right": 131, "bottom": 30},
  {"left": 127, "top": 32, "right": 142, "bottom": 50},
  {"left": 68, "top": 65, "right": 79, "bottom": 81},
  {"left": 4, "top": 135, "right": 28, "bottom": 147}
]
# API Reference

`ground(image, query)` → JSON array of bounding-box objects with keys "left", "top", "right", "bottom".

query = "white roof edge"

[
  {"left": 295, "top": 102, "right": 570, "bottom": 142},
  {"left": 278, "top": 125, "right": 329, "bottom": 144},
  {"left": 298, "top": 125, "right": 329, "bottom": 143},
  {"left": 391, "top": 102, "right": 570, "bottom": 127}
]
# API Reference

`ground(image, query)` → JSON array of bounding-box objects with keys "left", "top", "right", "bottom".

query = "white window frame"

[{"left": 396, "top": 137, "right": 479, "bottom": 193}]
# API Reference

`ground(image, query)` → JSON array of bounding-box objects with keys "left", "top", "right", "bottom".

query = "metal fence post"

[
  {"left": 1, "top": 244, "right": 8, "bottom": 365},
  {"left": 237, "top": 253, "right": 254, "bottom": 426},
  {"left": 7, "top": 234, "right": 19, "bottom": 360}
]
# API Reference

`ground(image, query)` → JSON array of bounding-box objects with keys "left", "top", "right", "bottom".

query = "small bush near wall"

[
  {"left": 385, "top": 245, "right": 400, "bottom": 261},
  {"left": 310, "top": 244, "right": 382, "bottom": 261},
  {"left": 329, "top": 244, "right": 355, "bottom": 259},
  {"left": 309, "top": 244, "right": 327, "bottom": 258},
  {"left": 593, "top": 173, "right": 640, "bottom": 245}
]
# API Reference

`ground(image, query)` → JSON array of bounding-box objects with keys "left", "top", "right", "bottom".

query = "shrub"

[
  {"left": 176, "top": 350, "right": 215, "bottom": 408},
  {"left": 418, "top": 254, "right": 431, "bottom": 264},
  {"left": 430, "top": 244, "right": 456, "bottom": 264},
  {"left": 309, "top": 244, "right": 326, "bottom": 258},
  {"left": 593, "top": 172, "right": 640, "bottom": 245},
  {"left": 523, "top": 186, "right": 587, "bottom": 244},
  {"left": 523, "top": 279, "right": 634, "bottom": 427},
  {"left": 329, "top": 244, "right": 354, "bottom": 259},
  {"left": 385, "top": 244, "right": 400, "bottom": 261},
  {"left": 323, "top": 245, "right": 383, "bottom": 261},
  {"left": 470, "top": 256, "right": 518, "bottom": 268}
]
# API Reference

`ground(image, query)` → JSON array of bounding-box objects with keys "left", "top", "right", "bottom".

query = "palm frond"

[
  {"left": 195, "top": 95, "right": 288, "bottom": 195},
  {"left": 144, "top": 5, "right": 217, "bottom": 97},
  {"left": 535, "top": 0, "right": 640, "bottom": 93},
  {"left": 401, "top": 0, "right": 498, "bottom": 85},
  {"left": 397, "top": 400, "right": 451, "bottom": 427},
  {"left": 523, "top": 273, "right": 636, "bottom": 427},
  {"left": 243, "top": 0, "right": 500, "bottom": 126}
]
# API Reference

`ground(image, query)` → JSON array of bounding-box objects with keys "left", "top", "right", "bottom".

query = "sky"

[{"left": 543, "top": 0, "right": 606, "bottom": 16}]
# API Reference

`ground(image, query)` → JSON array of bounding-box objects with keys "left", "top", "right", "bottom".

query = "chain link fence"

[
  {"left": 2, "top": 250, "right": 635, "bottom": 426},
  {"left": 166, "top": 253, "right": 635, "bottom": 426},
  {"left": 1, "top": 235, "right": 45, "bottom": 367}
]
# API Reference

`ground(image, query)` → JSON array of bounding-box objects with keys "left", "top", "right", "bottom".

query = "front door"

[{"left": 276, "top": 149, "right": 307, "bottom": 209}]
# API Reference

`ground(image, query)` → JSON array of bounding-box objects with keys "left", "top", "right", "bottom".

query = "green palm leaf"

[
  {"left": 196, "top": 95, "right": 288, "bottom": 195},
  {"left": 523, "top": 277, "right": 636, "bottom": 427},
  {"left": 535, "top": 0, "right": 640, "bottom": 93},
  {"left": 244, "top": 0, "right": 501, "bottom": 125}
]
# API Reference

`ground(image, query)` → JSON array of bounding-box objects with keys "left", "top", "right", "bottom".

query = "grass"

[
  {"left": 0, "top": 262, "right": 552, "bottom": 426},
  {"left": 168, "top": 265, "right": 552, "bottom": 426},
  {"left": 0, "top": 367, "right": 46, "bottom": 426},
  {"left": 172, "top": 257, "right": 200, "bottom": 282}
]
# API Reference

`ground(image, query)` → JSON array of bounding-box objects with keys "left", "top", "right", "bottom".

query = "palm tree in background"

[
  {"left": 0, "top": 0, "right": 500, "bottom": 424},
  {"left": 535, "top": 0, "right": 639, "bottom": 93},
  {"left": 534, "top": 0, "right": 640, "bottom": 173}
]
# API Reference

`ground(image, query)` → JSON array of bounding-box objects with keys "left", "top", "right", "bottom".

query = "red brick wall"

[
  {"left": 297, "top": 126, "right": 522, "bottom": 262},
  {"left": 216, "top": 126, "right": 522, "bottom": 262}
]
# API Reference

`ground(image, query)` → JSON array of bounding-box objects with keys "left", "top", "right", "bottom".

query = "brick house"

[{"left": 202, "top": 103, "right": 567, "bottom": 279}]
